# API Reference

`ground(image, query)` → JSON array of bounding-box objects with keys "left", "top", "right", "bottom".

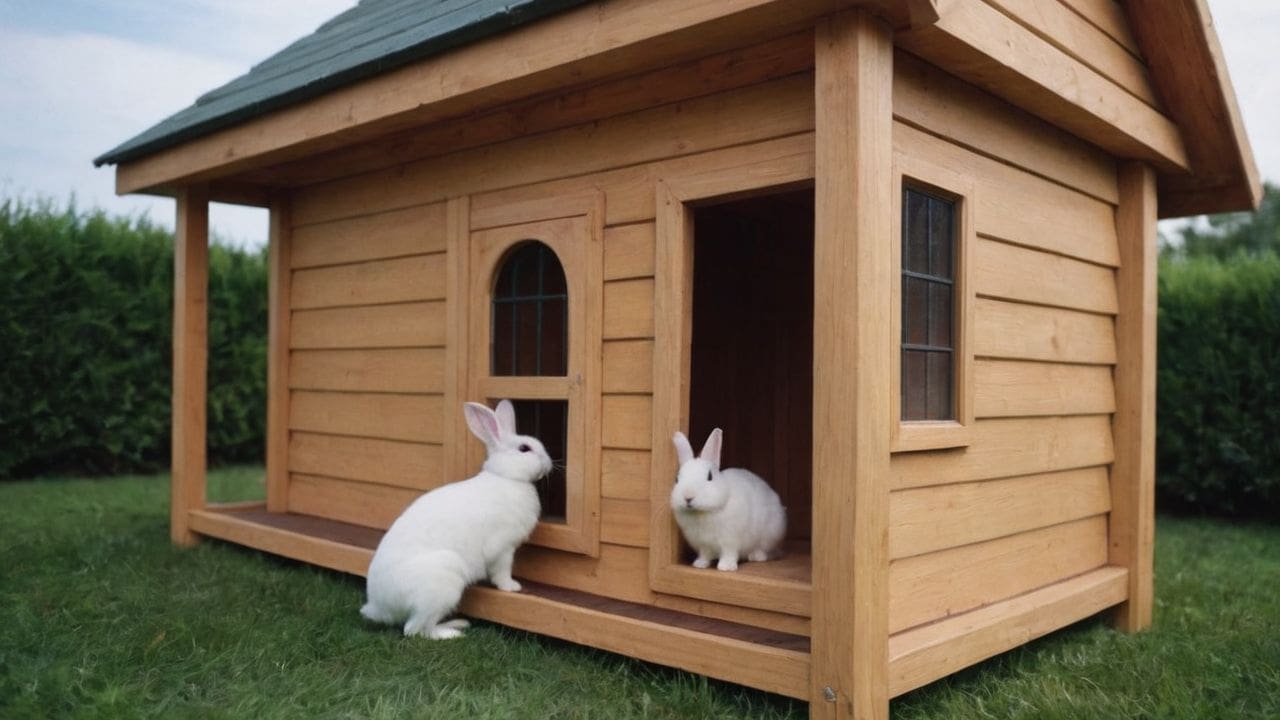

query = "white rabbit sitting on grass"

[
  {"left": 670, "top": 428, "right": 787, "bottom": 572},
  {"left": 360, "top": 399, "right": 549, "bottom": 639}
]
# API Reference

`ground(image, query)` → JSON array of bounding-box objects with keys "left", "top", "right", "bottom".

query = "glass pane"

[
  {"left": 904, "top": 189, "right": 930, "bottom": 274},
  {"left": 512, "top": 399, "right": 568, "bottom": 522},
  {"left": 928, "top": 282, "right": 952, "bottom": 348},
  {"left": 902, "top": 350, "right": 927, "bottom": 420},
  {"left": 926, "top": 351, "right": 954, "bottom": 420},
  {"left": 928, "top": 196, "right": 954, "bottom": 279},
  {"left": 491, "top": 241, "right": 568, "bottom": 377},
  {"left": 903, "top": 276, "right": 929, "bottom": 345}
]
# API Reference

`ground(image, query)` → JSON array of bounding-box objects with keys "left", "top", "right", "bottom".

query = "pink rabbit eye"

[
  {"left": 706, "top": 471, "right": 713, "bottom": 482},
  {"left": 519, "top": 444, "right": 532, "bottom": 453}
]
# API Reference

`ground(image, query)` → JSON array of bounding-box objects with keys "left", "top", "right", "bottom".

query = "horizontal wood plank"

[
  {"left": 600, "top": 498, "right": 650, "bottom": 547},
  {"left": 974, "top": 298, "right": 1117, "bottom": 364},
  {"left": 603, "top": 340, "right": 655, "bottom": 394},
  {"left": 973, "top": 237, "right": 1117, "bottom": 314},
  {"left": 289, "top": 432, "right": 445, "bottom": 490},
  {"left": 289, "top": 390, "right": 443, "bottom": 443},
  {"left": 291, "top": 203, "right": 446, "bottom": 267},
  {"left": 888, "top": 565, "right": 1128, "bottom": 696},
  {"left": 890, "top": 414, "right": 1115, "bottom": 490},
  {"left": 974, "top": 359, "right": 1115, "bottom": 418},
  {"left": 292, "top": 254, "right": 447, "bottom": 309},
  {"left": 602, "top": 395, "right": 654, "bottom": 450},
  {"left": 290, "top": 348, "right": 445, "bottom": 393},
  {"left": 290, "top": 301, "right": 446, "bottom": 349},
  {"left": 604, "top": 279, "right": 656, "bottom": 339},
  {"left": 188, "top": 507, "right": 373, "bottom": 576},
  {"left": 1057, "top": 0, "right": 1142, "bottom": 56},
  {"left": 889, "top": 514, "right": 1109, "bottom": 633},
  {"left": 288, "top": 473, "right": 419, "bottom": 530},
  {"left": 602, "top": 449, "right": 652, "bottom": 501},
  {"left": 604, "top": 223, "right": 657, "bottom": 280},
  {"left": 890, "top": 466, "right": 1111, "bottom": 559}
]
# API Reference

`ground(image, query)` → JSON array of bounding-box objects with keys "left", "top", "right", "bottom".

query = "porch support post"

[
  {"left": 812, "top": 10, "right": 894, "bottom": 720},
  {"left": 171, "top": 184, "right": 209, "bottom": 545},
  {"left": 1109, "top": 161, "right": 1158, "bottom": 631},
  {"left": 265, "top": 195, "right": 291, "bottom": 512}
]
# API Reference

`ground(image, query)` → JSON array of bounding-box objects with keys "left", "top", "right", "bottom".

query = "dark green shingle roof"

[{"left": 94, "top": 0, "right": 592, "bottom": 167}]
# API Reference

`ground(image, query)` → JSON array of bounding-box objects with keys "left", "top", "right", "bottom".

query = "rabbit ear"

[
  {"left": 672, "top": 431, "right": 694, "bottom": 466},
  {"left": 699, "top": 428, "right": 723, "bottom": 470},
  {"left": 495, "top": 399, "right": 517, "bottom": 435},
  {"left": 464, "top": 402, "right": 502, "bottom": 447}
]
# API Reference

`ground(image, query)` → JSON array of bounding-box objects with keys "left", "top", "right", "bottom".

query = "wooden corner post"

[
  {"left": 265, "top": 194, "right": 292, "bottom": 512},
  {"left": 1109, "top": 161, "right": 1157, "bottom": 631},
  {"left": 812, "top": 10, "right": 894, "bottom": 720},
  {"left": 171, "top": 184, "right": 210, "bottom": 545}
]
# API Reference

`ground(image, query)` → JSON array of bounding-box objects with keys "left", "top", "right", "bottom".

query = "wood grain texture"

[
  {"left": 603, "top": 340, "right": 655, "bottom": 394},
  {"left": 890, "top": 415, "right": 1115, "bottom": 490},
  {"left": 291, "top": 203, "right": 446, "bottom": 267},
  {"left": 289, "top": 348, "right": 445, "bottom": 394},
  {"left": 602, "top": 395, "right": 653, "bottom": 450},
  {"left": 290, "top": 301, "right": 446, "bottom": 349},
  {"left": 888, "top": 565, "right": 1128, "bottom": 696},
  {"left": 171, "top": 185, "right": 209, "bottom": 545},
  {"left": 600, "top": 498, "right": 649, "bottom": 547},
  {"left": 1109, "top": 161, "right": 1157, "bottom": 632},
  {"left": 266, "top": 195, "right": 290, "bottom": 512},
  {"left": 289, "top": 432, "right": 444, "bottom": 490},
  {"left": 811, "top": 12, "right": 893, "bottom": 719},
  {"left": 890, "top": 467, "right": 1111, "bottom": 559},
  {"left": 602, "top": 449, "right": 652, "bottom": 500},
  {"left": 604, "top": 223, "right": 657, "bottom": 281},
  {"left": 889, "top": 514, "right": 1109, "bottom": 633},
  {"left": 291, "top": 254, "right": 447, "bottom": 309},
  {"left": 973, "top": 298, "right": 1116, "bottom": 364},
  {"left": 188, "top": 507, "right": 373, "bottom": 576},
  {"left": 287, "top": 473, "right": 419, "bottom": 530},
  {"left": 603, "top": 279, "right": 656, "bottom": 340},
  {"left": 1057, "top": 0, "right": 1142, "bottom": 55},
  {"left": 973, "top": 237, "right": 1118, "bottom": 315},
  {"left": 973, "top": 359, "right": 1115, "bottom": 418},
  {"left": 289, "top": 390, "right": 443, "bottom": 443}
]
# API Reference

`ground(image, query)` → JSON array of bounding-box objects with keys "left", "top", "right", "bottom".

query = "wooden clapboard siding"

[
  {"left": 894, "top": 122, "right": 1118, "bottom": 267},
  {"left": 889, "top": 514, "right": 1109, "bottom": 633},
  {"left": 973, "top": 298, "right": 1116, "bottom": 365},
  {"left": 602, "top": 449, "right": 651, "bottom": 501},
  {"left": 603, "top": 279, "right": 656, "bottom": 339},
  {"left": 604, "top": 223, "right": 657, "bottom": 281},
  {"left": 290, "top": 302, "right": 446, "bottom": 349},
  {"left": 1057, "top": 0, "right": 1143, "bottom": 57},
  {"left": 889, "top": 467, "right": 1111, "bottom": 559},
  {"left": 291, "top": 254, "right": 447, "bottom": 309},
  {"left": 289, "top": 432, "right": 444, "bottom": 490},
  {"left": 601, "top": 498, "right": 650, "bottom": 547},
  {"left": 289, "top": 348, "right": 444, "bottom": 394},
  {"left": 973, "top": 237, "right": 1117, "bottom": 315},
  {"left": 602, "top": 395, "right": 653, "bottom": 450},
  {"left": 288, "top": 473, "right": 419, "bottom": 530},
  {"left": 984, "top": 0, "right": 1160, "bottom": 108},
  {"left": 291, "top": 73, "right": 815, "bottom": 226},
  {"left": 897, "top": 0, "right": 1187, "bottom": 173},
  {"left": 890, "top": 415, "right": 1115, "bottom": 490},
  {"left": 974, "top": 360, "right": 1115, "bottom": 418},
  {"left": 603, "top": 340, "right": 655, "bottom": 394},
  {"left": 290, "top": 203, "right": 446, "bottom": 266},
  {"left": 289, "top": 390, "right": 443, "bottom": 443},
  {"left": 893, "top": 52, "right": 1117, "bottom": 205}
]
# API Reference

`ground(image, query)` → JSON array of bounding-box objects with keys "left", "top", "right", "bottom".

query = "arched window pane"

[{"left": 491, "top": 241, "right": 568, "bottom": 376}]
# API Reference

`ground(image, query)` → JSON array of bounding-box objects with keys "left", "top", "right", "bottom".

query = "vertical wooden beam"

[
  {"left": 812, "top": 11, "right": 894, "bottom": 720},
  {"left": 1109, "top": 161, "right": 1157, "bottom": 631},
  {"left": 444, "top": 196, "right": 472, "bottom": 480},
  {"left": 265, "top": 194, "right": 291, "bottom": 512},
  {"left": 171, "top": 184, "right": 210, "bottom": 546}
]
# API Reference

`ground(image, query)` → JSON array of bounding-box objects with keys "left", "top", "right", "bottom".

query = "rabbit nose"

[{"left": 684, "top": 496, "right": 694, "bottom": 507}]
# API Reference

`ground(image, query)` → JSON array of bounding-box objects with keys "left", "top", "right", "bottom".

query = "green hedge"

[
  {"left": 0, "top": 199, "right": 266, "bottom": 479},
  {"left": 1157, "top": 253, "right": 1280, "bottom": 519}
]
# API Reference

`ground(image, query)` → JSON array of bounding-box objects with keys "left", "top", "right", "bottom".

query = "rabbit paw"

[
  {"left": 494, "top": 578, "right": 522, "bottom": 592},
  {"left": 716, "top": 557, "right": 739, "bottom": 572},
  {"left": 430, "top": 626, "right": 465, "bottom": 640},
  {"left": 747, "top": 550, "right": 769, "bottom": 562},
  {"left": 692, "top": 556, "right": 712, "bottom": 569}
]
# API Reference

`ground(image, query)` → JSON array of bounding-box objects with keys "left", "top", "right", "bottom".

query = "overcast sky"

[{"left": 1, "top": 0, "right": 1276, "bottom": 249}]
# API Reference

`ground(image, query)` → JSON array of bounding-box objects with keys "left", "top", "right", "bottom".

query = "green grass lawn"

[{"left": 2, "top": 468, "right": 1277, "bottom": 719}]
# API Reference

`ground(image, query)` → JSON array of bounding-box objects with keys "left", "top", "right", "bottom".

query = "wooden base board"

[{"left": 187, "top": 505, "right": 1130, "bottom": 702}]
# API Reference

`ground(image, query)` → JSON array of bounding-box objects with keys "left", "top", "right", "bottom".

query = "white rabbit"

[
  {"left": 360, "top": 399, "right": 549, "bottom": 639},
  {"left": 670, "top": 428, "right": 787, "bottom": 572}
]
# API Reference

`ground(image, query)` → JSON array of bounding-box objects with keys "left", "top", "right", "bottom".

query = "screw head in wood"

[{"left": 823, "top": 686, "right": 837, "bottom": 702}]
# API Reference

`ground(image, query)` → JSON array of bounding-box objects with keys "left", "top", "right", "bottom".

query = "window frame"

[
  {"left": 891, "top": 152, "right": 975, "bottom": 453},
  {"left": 463, "top": 192, "right": 604, "bottom": 556}
]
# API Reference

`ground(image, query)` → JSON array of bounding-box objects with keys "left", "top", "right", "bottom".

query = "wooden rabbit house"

[{"left": 97, "top": 0, "right": 1259, "bottom": 717}]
